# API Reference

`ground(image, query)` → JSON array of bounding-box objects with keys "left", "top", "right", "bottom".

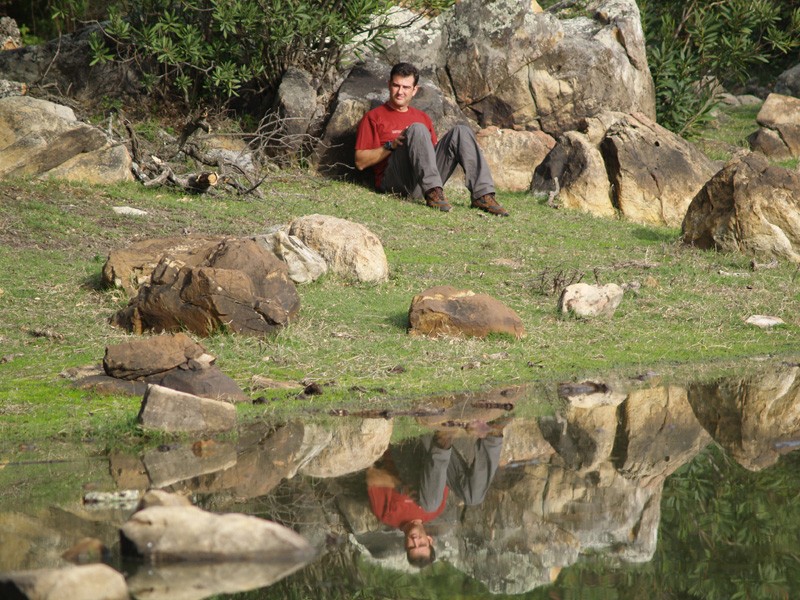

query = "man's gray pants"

[
  {"left": 418, "top": 435, "right": 503, "bottom": 512},
  {"left": 381, "top": 123, "right": 495, "bottom": 201}
]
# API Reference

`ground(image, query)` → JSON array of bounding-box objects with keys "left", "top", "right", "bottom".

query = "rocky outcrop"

[
  {"left": 533, "top": 112, "right": 718, "bottom": 226},
  {"left": 747, "top": 93, "right": 800, "bottom": 160},
  {"left": 101, "top": 235, "right": 223, "bottom": 296},
  {"left": 682, "top": 152, "right": 800, "bottom": 262},
  {"left": 0, "top": 96, "right": 133, "bottom": 184},
  {"left": 110, "top": 238, "right": 301, "bottom": 337},
  {"left": 408, "top": 285, "right": 525, "bottom": 339},
  {"left": 381, "top": 0, "right": 654, "bottom": 134},
  {"left": 288, "top": 214, "right": 388, "bottom": 283}
]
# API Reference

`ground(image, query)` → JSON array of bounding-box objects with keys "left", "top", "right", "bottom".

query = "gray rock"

[
  {"left": 137, "top": 384, "right": 236, "bottom": 433},
  {"left": 775, "top": 62, "right": 800, "bottom": 98},
  {"left": 272, "top": 67, "right": 320, "bottom": 139},
  {"left": 252, "top": 229, "right": 328, "bottom": 284}
]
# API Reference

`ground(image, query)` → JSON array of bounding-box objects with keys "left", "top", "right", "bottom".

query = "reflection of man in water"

[{"left": 366, "top": 421, "right": 507, "bottom": 568}]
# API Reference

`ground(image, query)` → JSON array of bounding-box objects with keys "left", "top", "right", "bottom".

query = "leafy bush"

[
  {"left": 92, "top": 0, "right": 454, "bottom": 106},
  {"left": 640, "top": 0, "right": 800, "bottom": 136}
]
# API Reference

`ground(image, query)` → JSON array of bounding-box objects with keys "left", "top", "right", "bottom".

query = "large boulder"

[
  {"left": 102, "top": 235, "right": 223, "bottom": 296},
  {"left": 0, "top": 96, "right": 133, "bottom": 184},
  {"left": 747, "top": 93, "right": 800, "bottom": 160},
  {"left": 408, "top": 285, "right": 525, "bottom": 339},
  {"left": 599, "top": 113, "right": 719, "bottom": 227},
  {"left": 682, "top": 152, "right": 800, "bottom": 262},
  {"left": 0, "top": 25, "right": 141, "bottom": 105},
  {"left": 476, "top": 127, "right": 555, "bottom": 191},
  {"left": 111, "top": 238, "right": 301, "bottom": 337},
  {"left": 288, "top": 214, "right": 388, "bottom": 283}
]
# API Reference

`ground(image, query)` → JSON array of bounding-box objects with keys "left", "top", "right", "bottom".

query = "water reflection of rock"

[
  {"left": 110, "top": 418, "right": 393, "bottom": 501},
  {"left": 687, "top": 364, "right": 800, "bottom": 471},
  {"left": 42, "top": 365, "right": 800, "bottom": 595}
]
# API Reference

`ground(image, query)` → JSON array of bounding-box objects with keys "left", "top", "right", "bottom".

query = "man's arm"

[
  {"left": 355, "top": 146, "right": 390, "bottom": 171},
  {"left": 355, "top": 131, "right": 405, "bottom": 171}
]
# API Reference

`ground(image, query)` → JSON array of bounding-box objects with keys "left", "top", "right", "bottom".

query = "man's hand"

[{"left": 354, "top": 130, "right": 406, "bottom": 171}]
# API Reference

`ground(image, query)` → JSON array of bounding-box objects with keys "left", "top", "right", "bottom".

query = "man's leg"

[
  {"left": 435, "top": 124, "right": 509, "bottom": 216},
  {"left": 418, "top": 433, "right": 453, "bottom": 512},
  {"left": 382, "top": 123, "right": 443, "bottom": 199},
  {"left": 446, "top": 436, "right": 503, "bottom": 506}
]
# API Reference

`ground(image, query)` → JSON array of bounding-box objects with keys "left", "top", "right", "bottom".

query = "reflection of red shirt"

[
  {"left": 355, "top": 103, "right": 437, "bottom": 190},
  {"left": 368, "top": 485, "right": 448, "bottom": 528}
]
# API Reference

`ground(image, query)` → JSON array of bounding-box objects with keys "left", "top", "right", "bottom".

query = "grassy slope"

[{"left": 1, "top": 105, "right": 798, "bottom": 450}]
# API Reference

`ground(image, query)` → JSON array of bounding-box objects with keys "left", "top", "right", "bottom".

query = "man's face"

[
  {"left": 404, "top": 521, "right": 433, "bottom": 561},
  {"left": 387, "top": 74, "right": 418, "bottom": 111}
]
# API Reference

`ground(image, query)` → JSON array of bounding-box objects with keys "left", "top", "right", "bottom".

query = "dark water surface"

[{"left": 2, "top": 363, "right": 800, "bottom": 599}]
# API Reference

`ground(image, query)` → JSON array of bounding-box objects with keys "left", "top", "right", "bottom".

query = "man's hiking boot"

[
  {"left": 471, "top": 193, "right": 509, "bottom": 216},
  {"left": 424, "top": 187, "right": 452, "bottom": 212}
]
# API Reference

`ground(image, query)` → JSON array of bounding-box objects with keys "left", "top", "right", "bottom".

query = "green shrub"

[
  {"left": 92, "top": 0, "right": 454, "bottom": 106},
  {"left": 640, "top": 0, "right": 800, "bottom": 136}
]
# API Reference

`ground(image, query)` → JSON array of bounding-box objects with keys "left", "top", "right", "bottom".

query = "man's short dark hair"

[
  {"left": 406, "top": 545, "right": 436, "bottom": 568},
  {"left": 390, "top": 62, "right": 420, "bottom": 86}
]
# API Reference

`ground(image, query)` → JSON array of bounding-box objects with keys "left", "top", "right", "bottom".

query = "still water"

[{"left": 2, "top": 364, "right": 800, "bottom": 599}]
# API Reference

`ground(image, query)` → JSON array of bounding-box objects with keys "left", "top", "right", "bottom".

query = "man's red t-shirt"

[
  {"left": 355, "top": 103, "right": 437, "bottom": 190},
  {"left": 367, "top": 485, "right": 448, "bottom": 529}
]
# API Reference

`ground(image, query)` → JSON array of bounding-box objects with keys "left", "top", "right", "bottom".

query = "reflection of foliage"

[{"left": 657, "top": 446, "right": 800, "bottom": 600}]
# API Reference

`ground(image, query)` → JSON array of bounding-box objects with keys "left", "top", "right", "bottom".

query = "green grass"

[{"left": 1, "top": 105, "right": 798, "bottom": 450}]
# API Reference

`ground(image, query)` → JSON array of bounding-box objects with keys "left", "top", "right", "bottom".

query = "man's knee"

[
  {"left": 405, "top": 122, "right": 432, "bottom": 142},
  {"left": 451, "top": 123, "right": 476, "bottom": 140}
]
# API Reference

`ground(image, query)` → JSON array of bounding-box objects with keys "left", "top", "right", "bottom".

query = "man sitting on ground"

[{"left": 354, "top": 62, "right": 509, "bottom": 216}]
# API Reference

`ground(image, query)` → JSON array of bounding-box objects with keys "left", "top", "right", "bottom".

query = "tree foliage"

[{"left": 640, "top": 0, "right": 800, "bottom": 136}]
